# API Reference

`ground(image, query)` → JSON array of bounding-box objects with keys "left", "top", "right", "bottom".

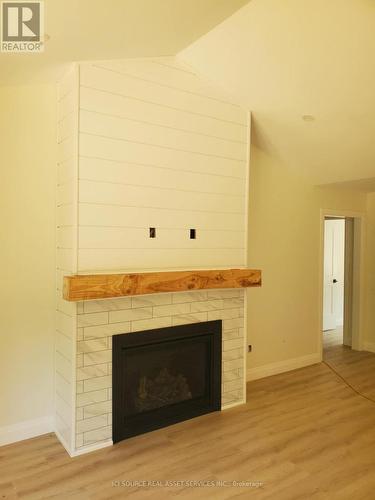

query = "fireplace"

[{"left": 112, "top": 320, "right": 222, "bottom": 443}]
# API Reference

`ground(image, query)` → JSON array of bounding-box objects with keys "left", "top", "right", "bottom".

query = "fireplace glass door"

[{"left": 113, "top": 320, "right": 222, "bottom": 442}]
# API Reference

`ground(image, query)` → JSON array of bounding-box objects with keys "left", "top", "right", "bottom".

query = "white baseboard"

[
  {"left": 54, "top": 428, "right": 73, "bottom": 456},
  {"left": 0, "top": 416, "right": 54, "bottom": 447},
  {"left": 247, "top": 353, "right": 322, "bottom": 381},
  {"left": 362, "top": 342, "right": 375, "bottom": 353},
  {"left": 222, "top": 399, "right": 245, "bottom": 411},
  {"left": 54, "top": 429, "right": 112, "bottom": 457},
  {"left": 71, "top": 439, "right": 113, "bottom": 457}
]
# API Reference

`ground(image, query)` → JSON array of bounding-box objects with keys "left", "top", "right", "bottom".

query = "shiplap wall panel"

[
  {"left": 78, "top": 248, "right": 245, "bottom": 274},
  {"left": 56, "top": 270, "right": 67, "bottom": 292},
  {"left": 56, "top": 248, "right": 76, "bottom": 272},
  {"left": 55, "top": 372, "right": 71, "bottom": 404},
  {"left": 58, "top": 112, "right": 76, "bottom": 144},
  {"left": 57, "top": 136, "right": 75, "bottom": 164},
  {"left": 76, "top": 57, "right": 249, "bottom": 273},
  {"left": 55, "top": 57, "right": 250, "bottom": 455},
  {"left": 79, "top": 204, "right": 244, "bottom": 232},
  {"left": 57, "top": 181, "right": 75, "bottom": 206},
  {"left": 79, "top": 110, "right": 247, "bottom": 160},
  {"left": 80, "top": 86, "right": 247, "bottom": 143},
  {"left": 57, "top": 158, "right": 76, "bottom": 185},
  {"left": 58, "top": 91, "right": 76, "bottom": 121},
  {"left": 56, "top": 394, "right": 72, "bottom": 425},
  {"left": 56, "top": 310, "right": 75, "bottom": 338},
  {"left": 98, "top": 59, "right": 238, "bottom": 104},
  {"left": 55, "top": 352, "right": 72, "bottom": 385},
  {"left": 56, "top": 204, "right": 75, "bottom": 227},
  {"left": 56, "top": 64, "right": 79, "bottom": 453},
  {"left": 79, "top": 226, "right": 244, "bottom": 250},
  {"left": 79, "top": 134, "right": 245, "bottom": 179},
  {"left": 57, "top": 226, "right": 75, "bottom": 249},
  {"left": 80, "top": 64, "right": 246, "bottom": 124},
  {"left": 57, "top": 297, "right": 76, "bottom": 317},
  {"left": 56, "top": 329, "right": 73, "bottom": 359},
  {"left": 59, "top": 70, "right": 76, "bottom": 100},
  {"left": 79, "top": 157, "right": 244, "bottom": 196},
  {"left": 79, "top": 180, "right": 244, "bottom": 214}
]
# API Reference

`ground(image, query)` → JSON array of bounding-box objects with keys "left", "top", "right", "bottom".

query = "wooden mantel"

[{"left": 63, "top": 268, "right": 262, "bottom": 302}]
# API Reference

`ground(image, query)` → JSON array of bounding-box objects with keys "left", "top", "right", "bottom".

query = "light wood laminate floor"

[
  {"left": 323, "top": 327, "right": 375, "bottom": 401},
  {"left": 2, "top": 335, "right": 375, "bottom": 500}
]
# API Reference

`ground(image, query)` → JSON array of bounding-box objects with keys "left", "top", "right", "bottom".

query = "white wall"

[
  {"left": 0, "top": 84, "right": 56, "bottom": 441},
  {"left": 179, "top": 29, "right": 369, "bottom": 378},
  {"left": 178, "top": 0, "right": 375, "bottom": 186},
  {"left": 246, "top": 147, "right": 366, "bottom": 378},
  {"left": 76, "top": 58, "right": 249, "bottom": 273}
]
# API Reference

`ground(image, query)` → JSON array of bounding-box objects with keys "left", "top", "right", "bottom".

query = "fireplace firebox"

[{"left": 112, "top": 320, "right": 222, "bottom": 443}]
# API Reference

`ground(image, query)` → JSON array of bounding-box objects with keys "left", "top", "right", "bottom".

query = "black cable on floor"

[{"left": 323, "top": 359, "right": 375, "bottom": 405}]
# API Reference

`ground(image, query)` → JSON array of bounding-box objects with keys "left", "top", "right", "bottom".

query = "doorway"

[
  {"left": 323, "top": 217, "right": 346, "bottom": 348},
  {"left": 320, "top": 210, "right": 365, "bottom": 355}
]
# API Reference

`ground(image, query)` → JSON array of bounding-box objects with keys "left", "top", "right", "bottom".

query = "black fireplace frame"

[{"left": 112, "top": 320, "right": 222, "bottom": 443}]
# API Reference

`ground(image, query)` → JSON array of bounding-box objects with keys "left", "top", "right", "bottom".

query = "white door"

[{"left": 323, "top": 219, "right": 345, "bottom": 331}]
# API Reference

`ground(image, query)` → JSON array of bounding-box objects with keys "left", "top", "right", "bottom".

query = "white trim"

[
  {"left": 351, "top": 216, "right": 366, "bottom": 350},
  {"left": 242, "top": 111, "right": 251, "bottom": 405},
  {"left": 0, "top": 416, "right": 54, "bottom": 447},
  {"left": 71, "top": 61, "right": 80, "bottom": 453},
  {"left": 70, "top": 439, "right": 113, "bottom": 457},
  {"left": 55, "top": 430, "right": 112, "bottom": 457},
  {"left": 55, "top": 428, "right": 73, "bottom": 456},
  {"left": 246, "top": 353, "right": 321, "bottom": 381},
  {"left": 222, "top": 399, "right": 245, "bottom": 410},
  {"left": 343, "top": 217, "right": 354, "bottom": 346},
  {"left": 243, "top": 289, "right": 248, "bottom": 403},
  {"left": 244, "top": 110, "right": 251, "bottom": 270},
  {"left": 318, "top": 209, "right": 366, "bottom": 355},
  {"left": 362, "top": 342, "right": 375, "bottom": 353}
]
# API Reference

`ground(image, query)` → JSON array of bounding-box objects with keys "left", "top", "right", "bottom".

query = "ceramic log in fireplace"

[{"left": 112, "top": 320, "right": 222, "bottom": 443}]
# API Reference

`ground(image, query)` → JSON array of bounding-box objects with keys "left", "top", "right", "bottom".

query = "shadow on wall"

[{"left": 250, "top": 115, "right": 279, "bottom": 157}]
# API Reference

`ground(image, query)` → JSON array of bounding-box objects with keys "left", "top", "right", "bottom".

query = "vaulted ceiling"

[
  {"left": 0, "top": 0, "right": 249, "bottom": 86},
  {"left": 2, "top": 0, "right": 374, "bottom": 187},
  {"left": 179, "top": 0, "right": 375, "bottom": 187}
]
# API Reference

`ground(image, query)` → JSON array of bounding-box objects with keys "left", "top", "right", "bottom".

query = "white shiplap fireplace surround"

[{"left": 56, "top": 57, "right": 251, "bottom": 456}]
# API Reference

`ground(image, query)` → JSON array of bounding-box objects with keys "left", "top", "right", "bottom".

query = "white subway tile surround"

[{"left": 75, "top": 289, "right": 245, "bottom": 450}]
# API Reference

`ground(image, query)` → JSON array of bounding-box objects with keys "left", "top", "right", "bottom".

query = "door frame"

[{"left": 318, "top": 209, "right": 366, "bottom": 356}]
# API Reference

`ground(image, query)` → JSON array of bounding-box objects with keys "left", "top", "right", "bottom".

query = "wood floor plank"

[{"left": 1, "top": 330, "right": 375, "bottom": 499}]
